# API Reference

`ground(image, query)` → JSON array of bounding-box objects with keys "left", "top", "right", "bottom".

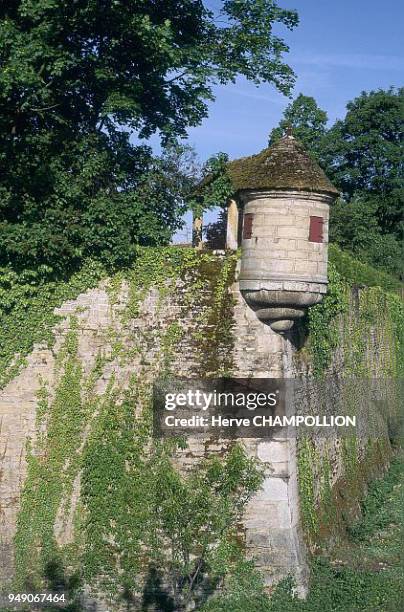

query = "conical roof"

[{"left": 227, "top": 135, "right": 339, "bottom": 196}]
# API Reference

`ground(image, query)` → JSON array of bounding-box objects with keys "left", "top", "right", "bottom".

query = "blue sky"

[
  {"left": 188, "top": 0, "right": 404, "bottom": 160},
  {"left": 159, "top": 0, "right": 404, "bottom": 240}
]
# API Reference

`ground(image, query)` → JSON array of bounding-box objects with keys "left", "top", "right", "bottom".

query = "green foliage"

[
  {"left": 342, "top": 437, "right": 359, "bottom": 482},
  {"left": 80, "top": 381, "right": 152, "bottom": 595},
  {"left": 0, "top": 136, "right": 191, "bottom": 272},
  {"left": 329, "top": 244, "right": 403, "bottom": 293},
  {"left": 188, "top": 153, "right": 234, "bottom": 215},
  {"left": 149, "top": 444, "right": 264, "bottom": 609},
  {"left": 322, "top": 88, "right": 404, "bottom": 241},
  {"left": 201, "top": 451, "right": 404, "bottom": 612},
  {"left": 0, "top": 246, "right": 237, "bottom": 389},
  {"left": 329, "top": 198, "right": 404, "bottom": 278},
  {"left": 14, "top": 325, "right": 89, "bottom": 596},
  {"left": 348, "top": 453, "right": 404, "bottom": 542},
  {"left": 203, "top": 552, "right": 404, "bottom": 611},
  {"left": 268, "top": 93, "right": 328, "bottom": 157},
  {"left": 301, "top": 555, "right": 403, "bottom": 612},
  {"left": 16, "top": 369, "right": 263, "bottom": 608},
  {"left": 305, "top": 262, "right": 349, "bottom": 377},
  {"left": 0, "top": 260, "right": 107, "bottom": 388},
  {"left": 296, "top": 441, "right": 336, "bottom": 543},
  {"left": 122, "top": 245, "right": 205, "bottom": 319},
  {"left": 192, "top": 252, "right": 238, "bottom": 376},
  {"left": 6, "top": 243, "right": 404, "bottom": 610},
  {"left": 298, "top": 247, "right": 404, "bottom": 574},
  {"left": 0, "top": 0, "right": 298, "bottom": 272},
  {"left": 297, "top": 439, "right": 319, "bottom": 538},
  {"left": 11, "top": 247, "right": 262, "bottom": 610},
  {"left": 0, "top": 0, "right": 297, "bottom": 139},
  {"left": 304, "top": 245, "right": 404, "bottom": 377},
  {"left": 200, "top": 559, "right": 274, "bottom": 611},
  {"left": 324, "top": 88, "right": 404, "bottom": 278}
]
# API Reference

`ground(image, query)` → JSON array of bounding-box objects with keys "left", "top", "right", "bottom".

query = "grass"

[{"left": 274, "top": 447, "right": 404, "bottom": 611}]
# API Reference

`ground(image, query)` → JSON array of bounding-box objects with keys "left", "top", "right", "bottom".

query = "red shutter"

[
  {"left": 309, "top": 216, "right": 324, "bottom": 243},
  {"left": 243, "top": 213, "right": 254, "bottom": 239}
]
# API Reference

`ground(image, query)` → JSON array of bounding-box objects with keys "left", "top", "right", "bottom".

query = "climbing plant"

[
  {"left": 0, "top": 260, "right": 107, "bottom": 388},
  {"left": 11, "top": 247, "right": 259, "bottom": 611},
  {"left": 305, "top": 245, "right": 404, "bottom": 377},
  {"left": 296, "top": 244, "right": 404, "bottom": 559},
  {"left": 6, "top": 244, "right": 404, "bottom": 610},
  {"left": 14, "top": 322, "right": 88, "bottom": 591}
]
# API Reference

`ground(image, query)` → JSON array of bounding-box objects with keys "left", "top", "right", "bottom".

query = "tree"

[
  {"left": 329, "top": 196, "right": 403, "bottom": 279},
  {"left": 268, "top": 93, "right": 328, "bottom": 157},
  {"left": 0, "top": 136, "right": 193, "bottom": 272},
  {"left": 0, "top": 1, "right": 298, "bottom": 273},
  {"left": 322, "top": 88, "right": 404, "bottom": 240},
  {"left": 149, "top": 444, "right": 263, "bottom": 610}
]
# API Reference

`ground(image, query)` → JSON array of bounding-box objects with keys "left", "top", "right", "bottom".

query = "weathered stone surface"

[
  {"left": 258, "top": 440, "right": 289, "bottom": 463},
  {"left": 0, "top": 261, "right": 398, "bottom": 606},
  {"left": 238, "top": 187, "right": 332, "bottom": 331}
]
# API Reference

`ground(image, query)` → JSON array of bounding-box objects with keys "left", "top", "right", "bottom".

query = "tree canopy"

[
  {"left": 0, "top": 0, "right": 298, "bottom": 273},
  {"left": 268, "top": 93, "right": 328, "bottom": 157},
  {"left": 323, "top": 88, "right": 404, "bottom": 241}
]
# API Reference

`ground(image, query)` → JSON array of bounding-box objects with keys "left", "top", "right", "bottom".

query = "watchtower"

[{"left": 227, "top": 134, "right": 339, "bottom": 332}]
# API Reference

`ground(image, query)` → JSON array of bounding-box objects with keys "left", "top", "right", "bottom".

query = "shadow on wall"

[
  {"left": 286, "top": 315, "right": 310, "bottom": 351},
  {"left": 23, "top": 559, "right": 83, "bottom": 611},
  {"left": 141, "top": 566, "right": 175, "bottom": 612}
]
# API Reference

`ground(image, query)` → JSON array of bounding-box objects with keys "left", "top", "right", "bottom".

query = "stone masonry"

[
  {"left": 0, "top": 266, "right": 307, "bottom": 599},
  {"left": 1, "top": 258, "right": 398, "bottom": 605},
  {"left": 239, "top": 190, "right": 331, "bottom": 285}
]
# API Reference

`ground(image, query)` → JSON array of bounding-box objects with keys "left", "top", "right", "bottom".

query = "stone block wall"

[
  {"left": 0, "top": 250, "right": 401, "bottom": 607},
  {"left": 239, "top": 190, "right": 331, "bottom": 285}
]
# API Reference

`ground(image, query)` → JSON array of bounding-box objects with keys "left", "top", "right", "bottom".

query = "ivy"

[
  {"left": 80, "top": 380, "right": 152, "bottom": 597},
  {"left": 14, "top": 324, "right": 91, "bottom": 593},
  {"left": 6, "top": 243, "right": 404, "bottom": 610},
  {"left": 299, "top": 248, "right": 404, "bottom": 551},
  {"left": 202, "top": 452, "right": 404, "bottom": 611},
  {"left": 306, "top": 247, "right": 404, "bottom": 377},
  {"left": 191, "top": 253, "right": 238, "bottom": 376},
  {"left": 297, "top": 438, "right": 319, "bottom": 538},
  {"left": 306, "top": 263, "right": 349, "bottom": 376},
  {"left": 329, "top": 245, "right": 403, "bottom": 293},
  {"left": 0, "top": 260, "right": 107, "bottom": 389},
  {"left": 11, "top": 247, "right": 255, "bottom": 610}
]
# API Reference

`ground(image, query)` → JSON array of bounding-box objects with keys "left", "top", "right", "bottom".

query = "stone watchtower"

[{"left": 226, "top": 133, "right": 339, "bottom": 332}]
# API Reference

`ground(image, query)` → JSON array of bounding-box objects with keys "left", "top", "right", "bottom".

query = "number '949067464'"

[{"left": 2, "top": 592, "right": 67, "bottom": 609}]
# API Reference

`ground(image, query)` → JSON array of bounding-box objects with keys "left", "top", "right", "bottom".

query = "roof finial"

[{"left": 285, "top": 125, "right": 294, "bottom": 138}]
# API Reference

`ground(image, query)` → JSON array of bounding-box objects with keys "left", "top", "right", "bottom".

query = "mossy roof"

[{"left": 227, "top": 136, "right": 339, "bottom": 196}]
